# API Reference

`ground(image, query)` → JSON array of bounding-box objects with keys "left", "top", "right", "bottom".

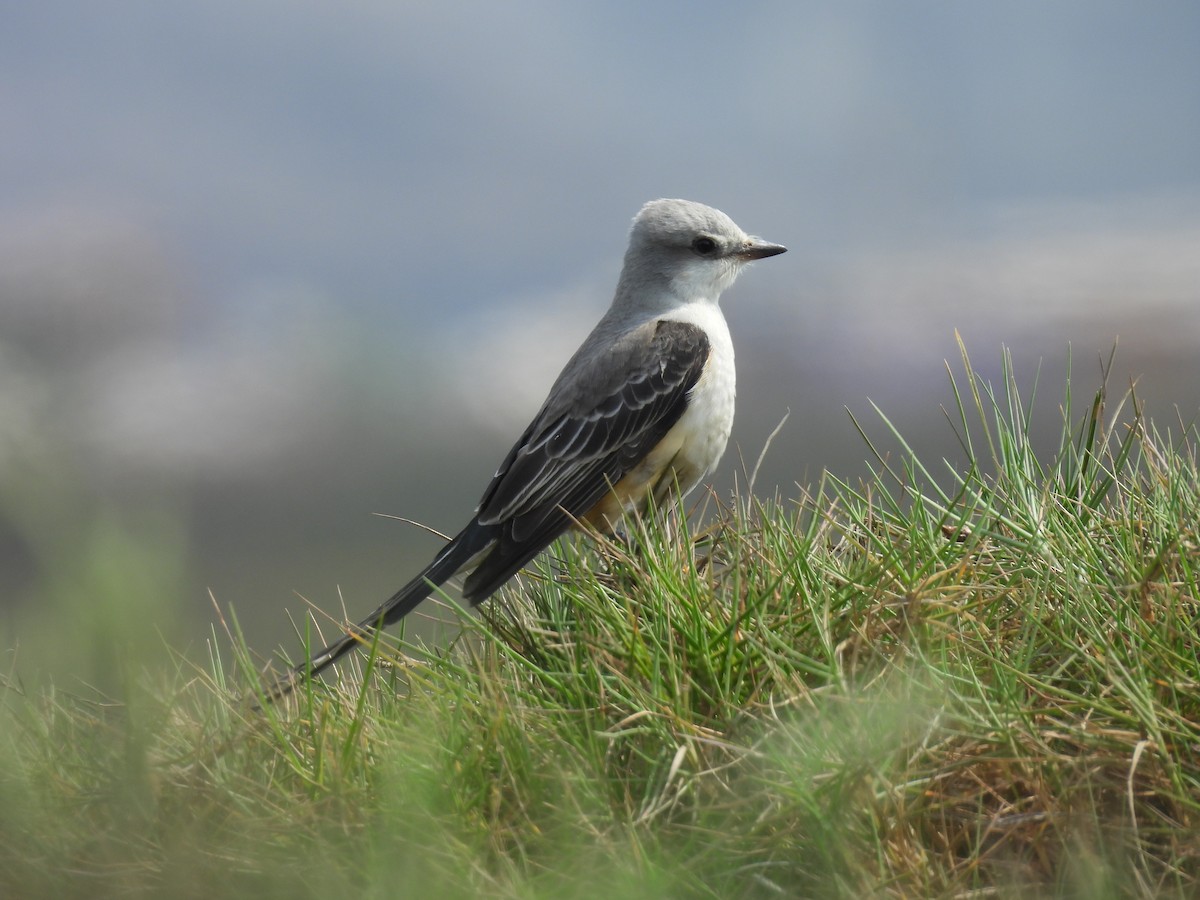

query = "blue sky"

[{"left": 8, "top": 2, "right": 1198, "bottom": 308}]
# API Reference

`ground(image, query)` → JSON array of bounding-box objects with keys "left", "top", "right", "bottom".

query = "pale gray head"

[{"left": 617, "top": 199, "right": 787, "bottom": 309}]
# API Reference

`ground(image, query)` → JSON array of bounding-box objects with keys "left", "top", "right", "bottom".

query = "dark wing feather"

[{"left": 460, "top": 319, "right": 709, "bottom": 601}]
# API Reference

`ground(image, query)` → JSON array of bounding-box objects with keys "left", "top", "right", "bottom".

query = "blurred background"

[{"left": 2, "top": 2, "right": 1198, "bottom": 686}]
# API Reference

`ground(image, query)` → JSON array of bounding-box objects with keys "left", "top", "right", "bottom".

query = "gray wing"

[{"left": 459, "top": 317, "right": 710, "bottom": 600}]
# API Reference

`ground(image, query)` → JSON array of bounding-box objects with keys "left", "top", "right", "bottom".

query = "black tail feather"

[{"left": 261, "top": 524, "right": 492, "bottom": 702}]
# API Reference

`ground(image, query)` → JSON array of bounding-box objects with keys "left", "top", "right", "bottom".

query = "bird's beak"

[{"left": 736, "top": 238, "right": 788, "bottom": 261}]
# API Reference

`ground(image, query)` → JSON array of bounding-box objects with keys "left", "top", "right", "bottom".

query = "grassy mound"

[{"left": 3, "top": 342, "right": 1198, "bottom": 898}]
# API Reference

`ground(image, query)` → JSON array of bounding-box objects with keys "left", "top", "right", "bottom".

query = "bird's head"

[{"left": 620, "top": 199, "right": 787, "bottom": 307}]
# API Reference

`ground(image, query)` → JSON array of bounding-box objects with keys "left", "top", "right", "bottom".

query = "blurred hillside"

[{"left": 2, "top": 3, "right": 1198, "bottom": 680}]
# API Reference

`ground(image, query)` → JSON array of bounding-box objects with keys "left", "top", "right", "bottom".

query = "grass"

[{"left": 2, "top": 338, "right": 1199, "bottom": 898}]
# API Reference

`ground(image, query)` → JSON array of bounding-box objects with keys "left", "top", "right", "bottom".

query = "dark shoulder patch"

[
  {"left": 653, "top": 318, "right": 709, "bottom": 351},
  {"left": 651, "top": 319, "right": 709, "bottom": 384}
]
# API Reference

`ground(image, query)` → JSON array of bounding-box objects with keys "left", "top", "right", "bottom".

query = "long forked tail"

[{"left": 260, "top": 526, "right": 490, "bottom": 702}]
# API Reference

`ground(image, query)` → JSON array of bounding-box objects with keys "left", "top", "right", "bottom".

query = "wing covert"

[{"left": 475, "top": 319, "right": 709, "bottom": 535}]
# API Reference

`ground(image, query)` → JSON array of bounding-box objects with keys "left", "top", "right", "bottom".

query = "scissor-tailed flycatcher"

[{"left": 275, "top": 199, "right": 785, "bottom": 695}]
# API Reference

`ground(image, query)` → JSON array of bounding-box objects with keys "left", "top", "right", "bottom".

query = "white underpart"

[{"left": 657, "top": 299, "right": 737, "bottom": 493}]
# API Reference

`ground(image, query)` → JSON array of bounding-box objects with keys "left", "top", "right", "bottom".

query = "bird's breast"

[
  {"left": 583, "top": 304, "right": 736, "bottom": 531},
  {"left": 665, "top": 309, "right": 736, "bottom": 491}
]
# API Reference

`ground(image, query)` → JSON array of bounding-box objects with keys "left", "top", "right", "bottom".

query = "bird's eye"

[{"left": 691, "top": 236, "right": 718, "bottom": 256}]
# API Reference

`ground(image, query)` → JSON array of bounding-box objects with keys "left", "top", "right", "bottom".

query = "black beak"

[{"left": 736, "top": 238, "right": 787, "bottom": 261}]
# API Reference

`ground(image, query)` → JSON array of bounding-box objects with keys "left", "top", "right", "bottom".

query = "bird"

[{"left": 270, "top": 199, "right": 785, "bottom": 698}]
